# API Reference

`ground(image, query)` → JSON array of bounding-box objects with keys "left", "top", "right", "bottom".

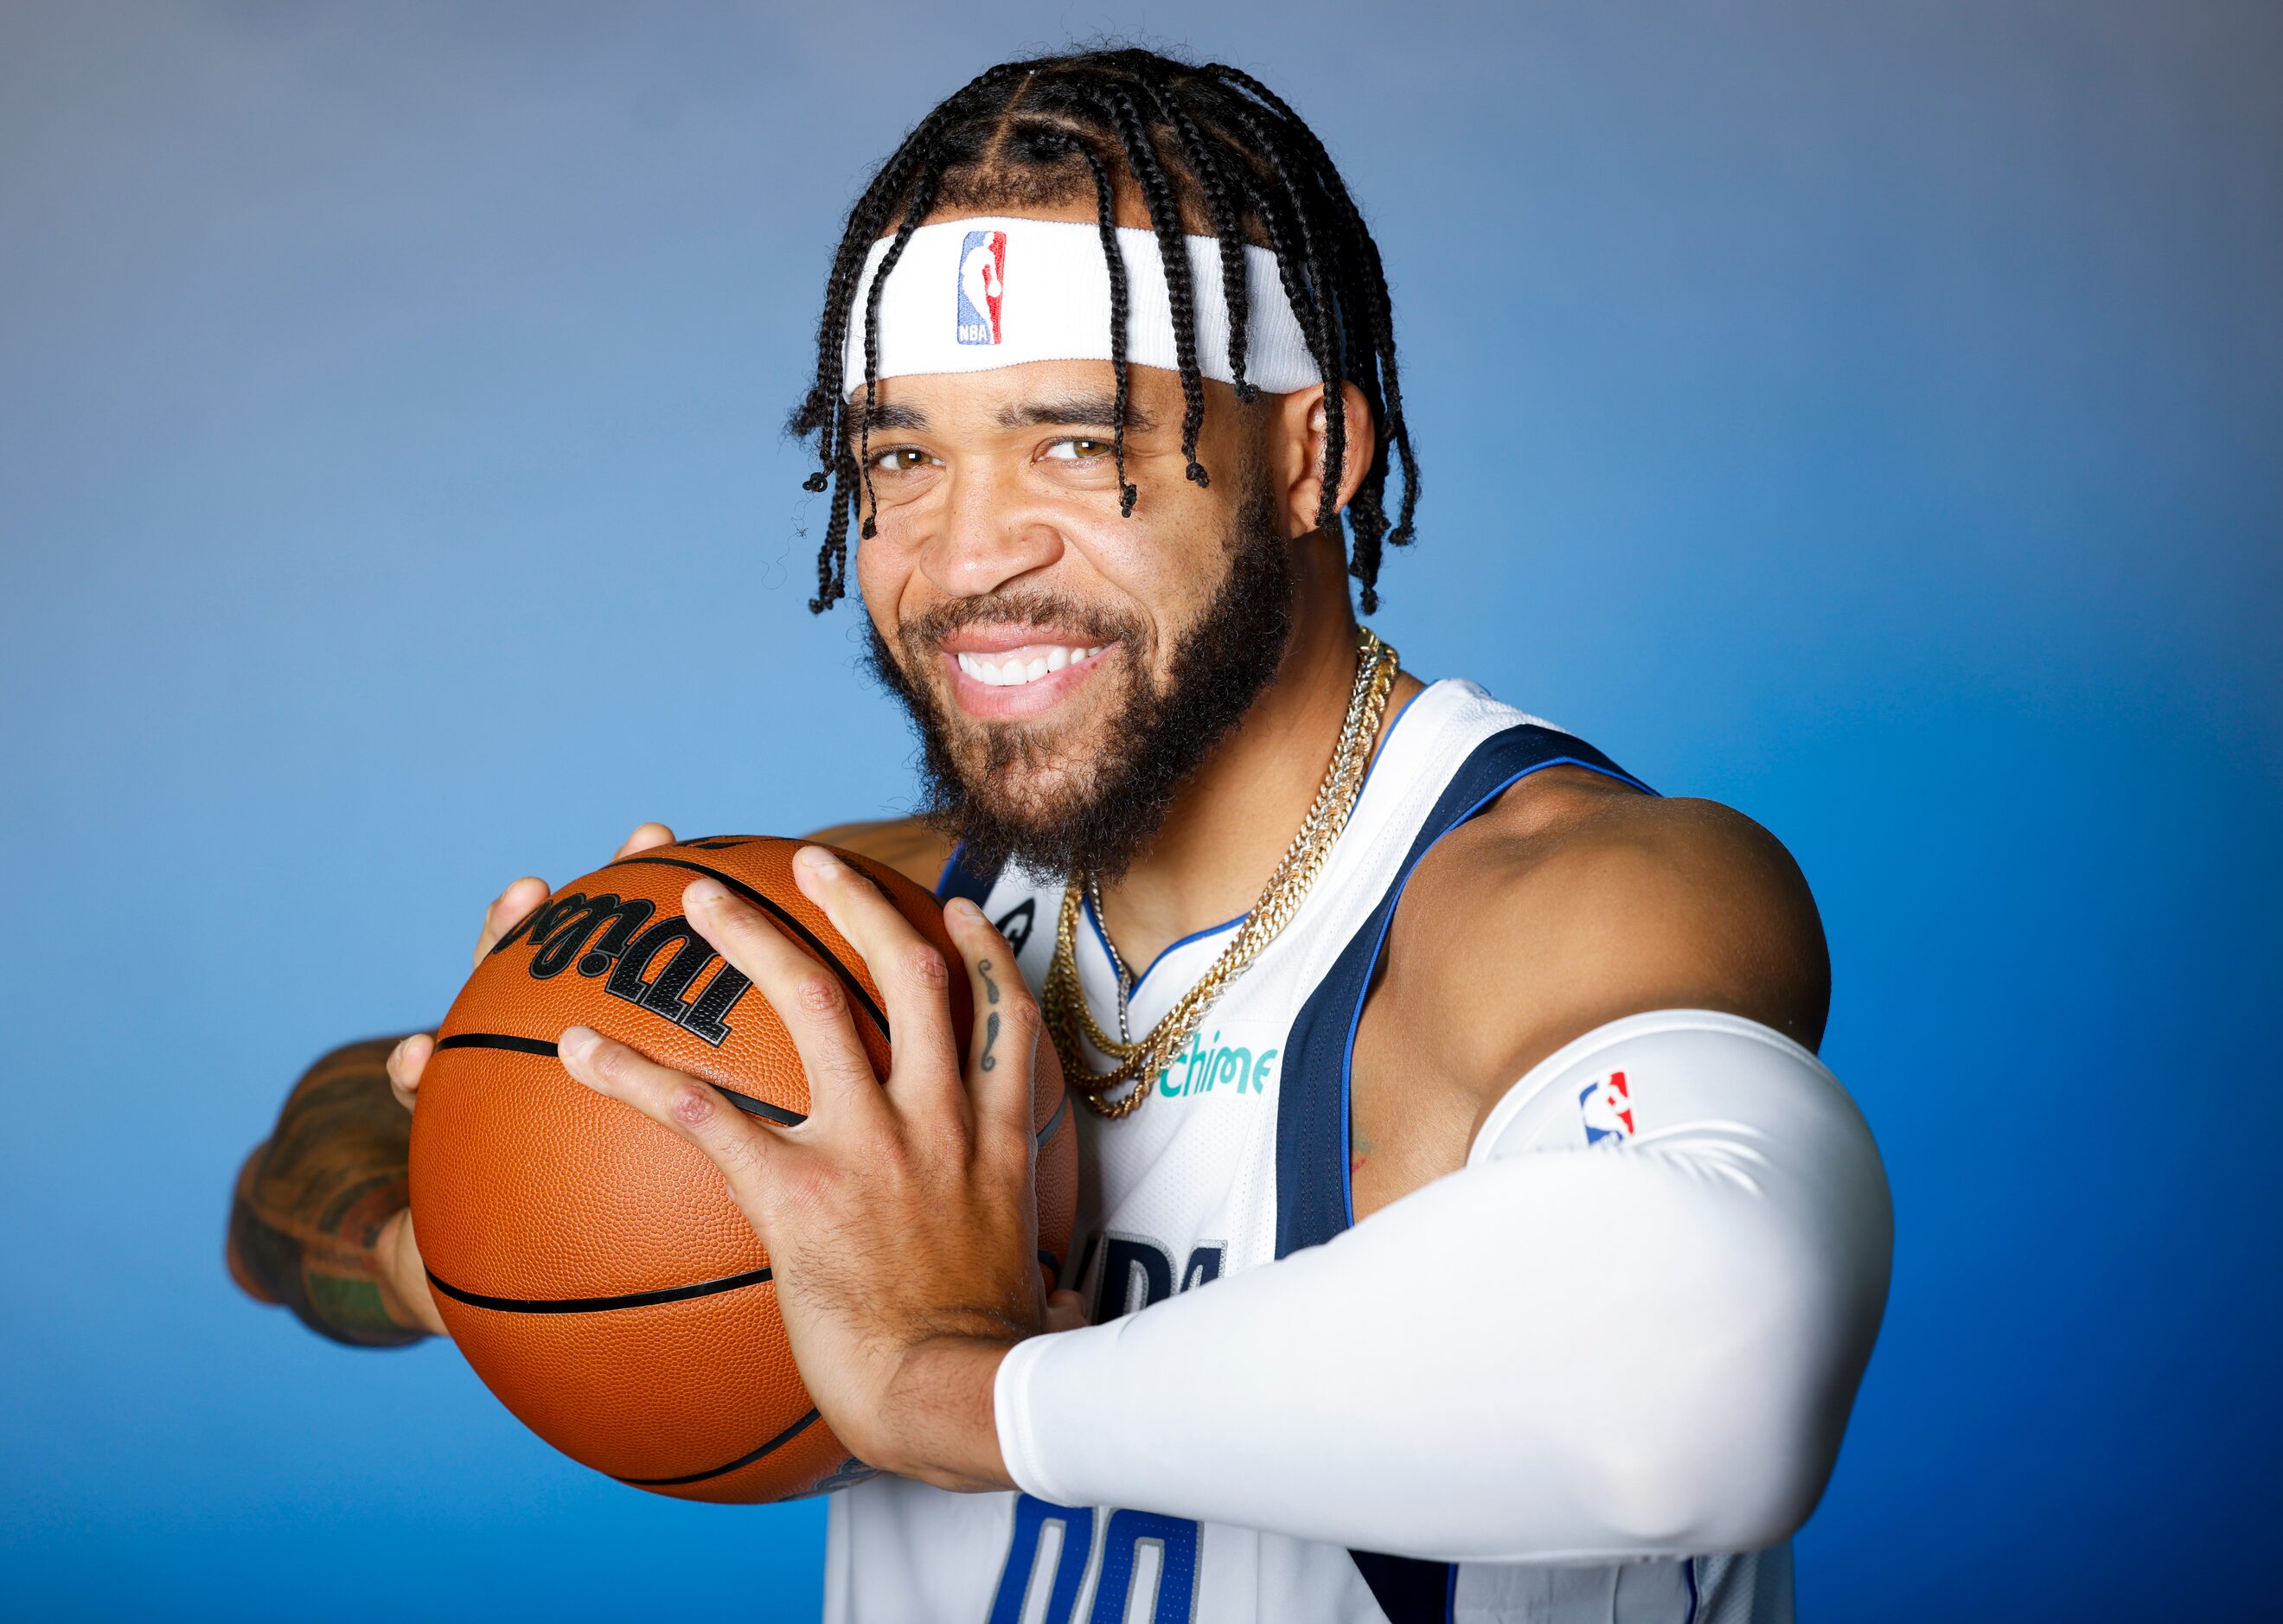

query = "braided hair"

[{"left": 789, "top": 48, "right": 1419, "bottom": 614}]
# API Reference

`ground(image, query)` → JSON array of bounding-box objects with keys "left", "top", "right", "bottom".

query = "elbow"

[
  {"left": 1583, "top": 1373, "right": 1849, "bottom": 1556},
  {"left": 1589, "top": 1240, "right": 1885, "bottom": 1554},
  {"left": 1585, "top": 1396, "right": 1838, "bottom": 1555},
  {"left": 1658, "top": 1424, "right": 1837, "bottom": 1554}
]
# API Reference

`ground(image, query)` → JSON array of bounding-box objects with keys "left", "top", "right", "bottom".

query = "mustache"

[{"left": 897, "top": 591, "right": 1142, "bottom": 654}]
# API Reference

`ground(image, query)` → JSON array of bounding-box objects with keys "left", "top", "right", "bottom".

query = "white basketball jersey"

[{"left": 822, "top": 679, "right": 1794, "bottom": 1624}]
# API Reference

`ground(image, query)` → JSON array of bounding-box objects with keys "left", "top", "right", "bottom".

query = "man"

[{"left": 229, "top": 48, "right": 1891, "bottom": 1623}]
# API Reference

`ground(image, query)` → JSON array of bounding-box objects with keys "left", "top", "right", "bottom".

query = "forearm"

[
  {"left": 227, "top": 1035, "right": 432, "bottom": 1347},
  {"left": 994, "top": 1012, "right": 1892, "bottom": 1561}
]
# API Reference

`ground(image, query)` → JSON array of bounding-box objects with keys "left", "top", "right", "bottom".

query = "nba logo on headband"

[{"left": 956, "top": 229, "right": 1006, "bottom": 346}]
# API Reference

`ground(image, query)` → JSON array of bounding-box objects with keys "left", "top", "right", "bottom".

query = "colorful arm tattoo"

[{"left": 227, "top": 1036, "right": 428, "bottom": 1348}]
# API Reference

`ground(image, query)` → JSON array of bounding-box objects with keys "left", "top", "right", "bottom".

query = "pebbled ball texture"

[{"left": 408, "top": 834, "right": 1078, "bottom": 1503}]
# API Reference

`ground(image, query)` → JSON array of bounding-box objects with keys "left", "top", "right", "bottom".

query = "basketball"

[{"left": 406, "top": 834, "right": 1078, "bottom": 1503}]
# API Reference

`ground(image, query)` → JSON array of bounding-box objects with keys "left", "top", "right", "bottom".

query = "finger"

[
  {"left": 473, "top": 876, "right": 550, "bottom": 967},
  {"left": 387, "top": 1033, "right": 434, "bottom": 1112},
  {"left": 381, "top": 1210, "right": 448, "bottom": 1336},
  {"left": 558, "top": 1025, "right": 780, "bottom": 1217},
  {"left": 1044, "top": 1288, "right": 1090, "bottom": 1334},
  {"left": 613, "top": 822, "right": 676, "bottom": 860},
  {"left": 791, "top": 846, "right": 962, "bottom": 1111},
  {"left": 943, "top": 896, "right": 1039, "bottom": 1130},
  {"left": 681, "top": 877, "right": 887, "bottom": 1128}
]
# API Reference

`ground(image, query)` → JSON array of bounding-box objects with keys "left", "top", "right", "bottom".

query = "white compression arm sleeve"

[{"left": 993, "top": 1010, "right": 1893, "bottom": 1563}]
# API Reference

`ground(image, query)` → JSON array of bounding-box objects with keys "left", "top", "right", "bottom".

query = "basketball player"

[{"left": 229, "top": 48, "right": 1891, "bottom": 1622}]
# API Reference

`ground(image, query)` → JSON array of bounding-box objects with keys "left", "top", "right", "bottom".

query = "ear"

[{"left": 1269, "top": 380, "right": 1376, "bottom": 540}]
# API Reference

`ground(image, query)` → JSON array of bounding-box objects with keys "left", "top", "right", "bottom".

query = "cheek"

[
  {"left": 1068, "top": 500, "right": 1232, "bottom": 626},
  {"left": 852, "top": 538, "right": 920, "bottom": 625}
]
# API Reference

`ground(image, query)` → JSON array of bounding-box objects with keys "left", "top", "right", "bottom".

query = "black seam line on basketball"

[
  {"left": 726, "top": 1091, "right": 805, "bottom": 1126},
  {"left": 424, "top": 1265, "right": 771, "bottom": 1314},
  {"left": 429, "top": 1032, "right": 807, "bottom": 1124},
  {"left": 605, "top": 854, "right": 891, "bottom": 1039},
  {"left": 1035, "top": 1086, "right": 1069, "bottom": 1147},
  {"left": 616, "top": 1408, "right": 822, "bottom": 1487},
  {"left": 434, "top": 1032, "right": 558, "bottom": 1058}
]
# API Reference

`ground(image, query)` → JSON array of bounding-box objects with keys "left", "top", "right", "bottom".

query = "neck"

[{"left": 1094, "top": 538, "right": 1423, "bottom": 974}]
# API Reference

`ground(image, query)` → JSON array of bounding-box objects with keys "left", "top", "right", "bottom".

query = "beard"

[{"left": 865, "top": 461, "right": 1296, "bottom": 883}]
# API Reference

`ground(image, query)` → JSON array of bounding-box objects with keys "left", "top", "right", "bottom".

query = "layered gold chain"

[{"left": 1044, "top": 628, "right": 1401, "bottom": 1119}]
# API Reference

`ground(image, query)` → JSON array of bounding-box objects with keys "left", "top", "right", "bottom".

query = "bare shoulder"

[
  {"left": 1408, "top": 764, "right": 1826, "bottom": 1054},
  {"left": 803, "top": 816, "right": 957, "bottom": 892},
  {"left": 1356, "top": 766, "right": 1828, "bottom": 1188}
]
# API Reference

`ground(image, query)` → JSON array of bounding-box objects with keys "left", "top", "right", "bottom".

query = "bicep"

[{"left": 1420, "top": 796, "right": 1831, "bottom": 1148}]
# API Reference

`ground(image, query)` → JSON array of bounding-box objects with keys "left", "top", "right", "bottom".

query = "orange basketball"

[{"left": 407, "top": 834, "right": 1077, "bottom": 1503}]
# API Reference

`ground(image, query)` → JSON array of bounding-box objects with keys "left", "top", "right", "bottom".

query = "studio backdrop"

[{"left": 1, "top": 3, "right": 2275, "bottom": 1620}]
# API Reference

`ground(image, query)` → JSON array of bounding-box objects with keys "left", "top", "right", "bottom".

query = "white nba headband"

[{"left": 840, "top": 216, "right": 1323, "bottom": 397}]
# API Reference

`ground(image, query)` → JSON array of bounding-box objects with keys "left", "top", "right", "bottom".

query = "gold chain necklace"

[{"left": 1044, "top": 628, "right": 1401, "bottom": 1119}]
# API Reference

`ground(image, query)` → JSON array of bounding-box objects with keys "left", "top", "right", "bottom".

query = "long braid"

[
  {"left": 800, "top": 121, "right": 943, "bottom": 465},
  {"left": 1038, "top": 135, "right": 1140, "bottom": 516},
  {"left": 810, "top": 160, "right": 927, "bottom": 607},
  {"left": 1215, "top": 94, "right": 1348, "bottom": 530},
  {"left": 1211, "top": 64, "right": 1419, "bottom": 570},
  {"left": 857, "top": 169, "right": 949, "bottom": 544},
  {"left": 801, "top": 144, "right": 943, "bottom": 606},
  {"left": 1127, "top": 66, "right": 1256, "bottom": 406},
  {"left": 1090, "top": 82, "right": 1212, "bottom": 489}
]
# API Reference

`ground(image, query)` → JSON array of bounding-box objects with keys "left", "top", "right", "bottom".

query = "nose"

[{"left": 918, "top": 460, "right": 1065, "bottom": 600}]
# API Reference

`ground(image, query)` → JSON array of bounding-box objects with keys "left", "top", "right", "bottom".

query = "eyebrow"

[
  {"left": 856, "top": 401, "right": 931, "bottom": 433},
  {"left": 851, "top": 393, "right": 1160, "bottom": 436},
  {"left": 994, "top": 392, "right": 1157, "bottom": 432}
]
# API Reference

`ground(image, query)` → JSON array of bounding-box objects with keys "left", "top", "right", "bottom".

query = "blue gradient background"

[{"left": 3, "top": 3, "right": 2275, "bottom": 1619}]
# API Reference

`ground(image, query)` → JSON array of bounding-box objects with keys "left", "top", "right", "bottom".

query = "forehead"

[{"left": 861, "top": 360, "right": 1205, "bottom": 434}]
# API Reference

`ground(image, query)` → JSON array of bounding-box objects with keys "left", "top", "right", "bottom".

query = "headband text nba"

[{"left": 840, "top": 216, "right": 1323, "bottom": 396}]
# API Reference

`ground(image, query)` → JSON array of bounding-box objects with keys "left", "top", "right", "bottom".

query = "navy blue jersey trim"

[
  {"left": 1275, "top": 724, "right": 1651, "bottom": 1260},
  {"left": 1282, "top": 723, "right": 1648, "bottom": 1618},
  {"left": 1084, "top": 889, "right": 1242, "bottom": 998},
  {"left": 936, "top": 842, "right": 1004, "bottom": 907},
  {"left": 1349, "top": 1550, "right": 1453, "bottom": 1623},
  {"left": 1074, "top": 682, "right": 1434, "bottom": 1001}
]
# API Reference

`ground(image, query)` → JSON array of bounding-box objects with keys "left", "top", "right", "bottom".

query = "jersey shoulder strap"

[
  {"left": 1275, "top": 719, "right": 1651, "bottom": 1261},
  {"left": 1279, "top": 717, "right": 1648, "bottom": 1622},
  {"left": 936, "top": 846, "right": 1002, "bottom": 907}
]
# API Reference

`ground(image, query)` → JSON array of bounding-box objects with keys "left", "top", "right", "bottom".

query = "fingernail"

[
  {"left": 796, "top": 846, "right": 842, "bottom": 875},
  {"left": 686, "top": 877, "right": 728, "bottom": 909},
  {"left": 560, "top": 1025, "right": 598, "bottom": 1062},
  {"left": 946, "top": 896, "right": 982, "bottom": 923}
]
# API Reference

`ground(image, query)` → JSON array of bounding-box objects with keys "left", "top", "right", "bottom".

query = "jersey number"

[
  {"left": 988, "top": 1235, "right": 1222, "bottom": 1622},
  {"left": 988, "top": 1498, "right": 1199, "bottom": 1624}
]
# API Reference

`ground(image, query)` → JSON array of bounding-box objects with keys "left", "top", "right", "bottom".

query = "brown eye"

[
  {"left": 873, "top": 447, "right": 934, "bottom": 473},
  {"left": 1044, "top": 438, "right": 1111, "bottom": 462}
]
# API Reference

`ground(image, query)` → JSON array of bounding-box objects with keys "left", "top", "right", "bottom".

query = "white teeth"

[{"left": 954, "top": 643, "right": 1110, "bottom": 687}]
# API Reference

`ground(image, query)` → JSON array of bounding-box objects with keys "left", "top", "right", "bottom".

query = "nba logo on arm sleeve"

[
  {"left": 956, "top": 229, "right": 1006, "bottom": 345},
  {"left": 1577, "top": 1071, "right": 1635, "bottom": 1145}
]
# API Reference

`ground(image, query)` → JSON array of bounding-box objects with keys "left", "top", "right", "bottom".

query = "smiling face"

[{"left": 857, "top": 355, "right": 1300, "bottom": 879}]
